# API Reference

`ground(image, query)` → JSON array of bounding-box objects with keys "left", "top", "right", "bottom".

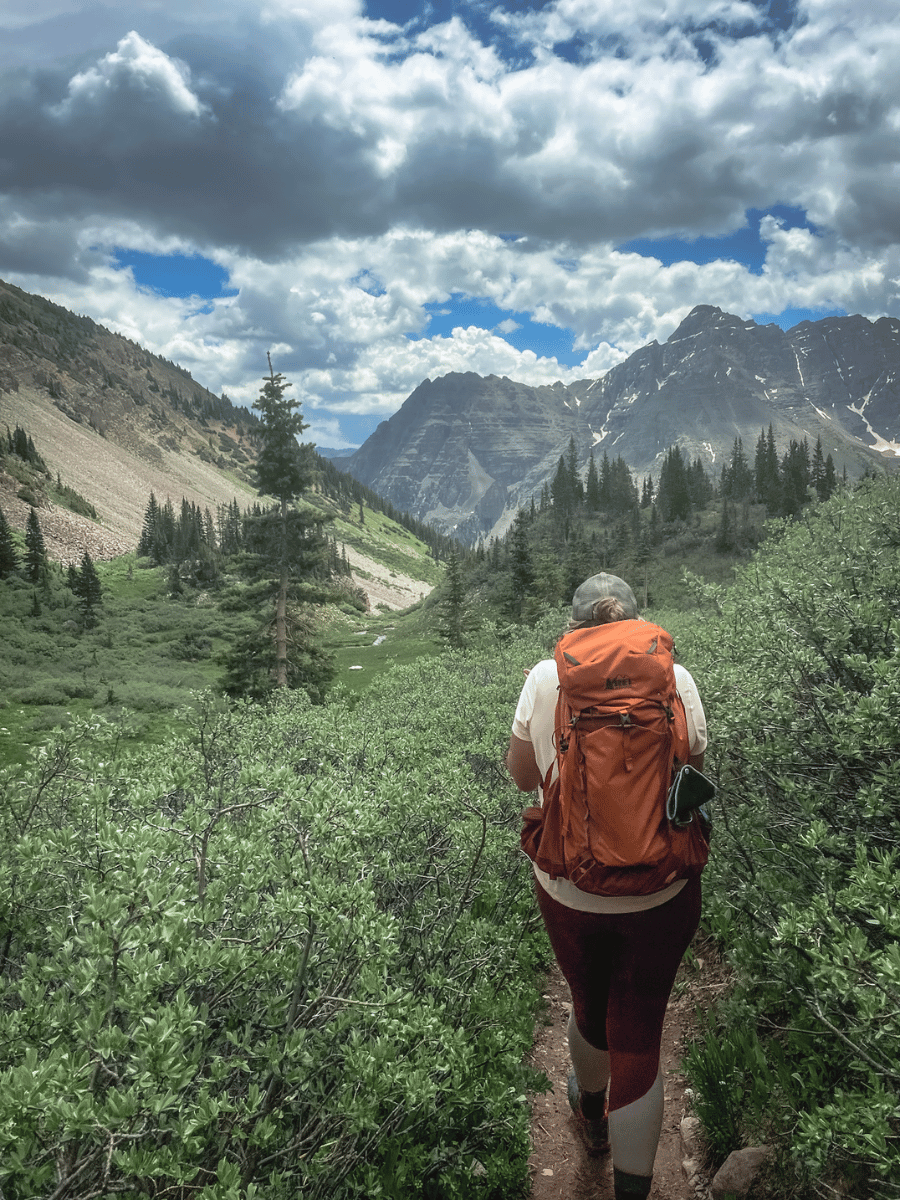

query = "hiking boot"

[{"left": 566, "top": 1071, "right": 610, "bottom": 1156}]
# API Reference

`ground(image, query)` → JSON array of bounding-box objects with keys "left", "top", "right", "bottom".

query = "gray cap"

[{"left": 571, "top": 573, "right": 639, "bottom": 622}]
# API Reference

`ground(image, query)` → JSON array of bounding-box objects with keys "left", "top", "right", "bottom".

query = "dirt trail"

[{"left": 527, "top": 953, "right": 711, "bottom": 1200}]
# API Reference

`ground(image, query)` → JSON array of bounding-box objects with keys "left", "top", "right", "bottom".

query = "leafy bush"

[
  {"left": 0, "top": 619, "right": 557, "bottom": 1198},
  {"left": 679, "top": 476, "right": 900, "bottom": 1196},
  {"left": 12, "top": 683, "right": 70, "bottom": 706}
]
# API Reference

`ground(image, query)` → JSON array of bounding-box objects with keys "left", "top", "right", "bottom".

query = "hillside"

[{"left": 0, "top": 278, "right": 435, "bottom": 609}]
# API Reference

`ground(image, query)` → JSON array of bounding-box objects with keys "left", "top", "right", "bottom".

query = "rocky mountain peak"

[{"left": 342, "top": 308, "right": 900, "bottom": 543}]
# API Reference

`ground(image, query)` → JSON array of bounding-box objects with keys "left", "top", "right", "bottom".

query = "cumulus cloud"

[
  {"left": 51, "top": 31, "right": 208, "bottom": 119},
  {"left": 2, "top": 0, "right": 900, "bottom": 446},
  {"left": 4, "top": 0, "right": 900, "bottom": 252}
]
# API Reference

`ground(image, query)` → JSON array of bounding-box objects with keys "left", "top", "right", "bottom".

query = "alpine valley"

[
  {"left": 339, "top": 305, "right": 900, "bottom": 543},
  {"left": 2, "top": 276, "right": 899, "bottom": 555}
]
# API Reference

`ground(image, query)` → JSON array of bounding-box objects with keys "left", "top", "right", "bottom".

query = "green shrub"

[
  {"left": 0, "top": 619, "right": 557, "bottom": 1198},
  {"left": 681, "top": 476, "right": 900, "bottom": 1197},
  {"left": 16, "top": 485, "right": 41, "bottom": 507},
  {"left": 12, "top": 683, "right": 69, "bottom": 706}
]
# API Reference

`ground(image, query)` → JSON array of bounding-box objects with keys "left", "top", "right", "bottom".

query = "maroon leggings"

[{"left": 535, "top": 874, "right": 701, "bottom": 1112}]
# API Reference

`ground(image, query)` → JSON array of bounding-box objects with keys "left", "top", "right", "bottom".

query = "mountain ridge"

[{"left": 341, "top": 305, "right": 900, "bottom": 542}]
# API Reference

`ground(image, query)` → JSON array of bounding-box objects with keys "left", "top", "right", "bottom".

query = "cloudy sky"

[{"left": 2, "top": 1, "right": 899, "bottom": 448}]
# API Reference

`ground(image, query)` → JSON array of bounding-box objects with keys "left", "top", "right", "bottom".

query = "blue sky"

[{"left": 1, "top": 0, "right": 897, "bottom": 448}]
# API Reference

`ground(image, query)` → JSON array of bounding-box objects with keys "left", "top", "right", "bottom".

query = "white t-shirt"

[{"left": 512, "top": 658, "right": 708, "bottom": 913}]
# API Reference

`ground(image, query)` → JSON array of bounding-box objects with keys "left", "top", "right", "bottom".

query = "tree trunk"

[{"left": 276, "top": 498, "right": 289, "bottom": 688}]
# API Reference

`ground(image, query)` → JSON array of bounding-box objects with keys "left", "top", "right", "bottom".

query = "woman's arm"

[{"left": 505, "top": 733, "right": 542, "bottom": 792}]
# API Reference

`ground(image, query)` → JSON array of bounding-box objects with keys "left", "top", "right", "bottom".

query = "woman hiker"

[{"left": 506, "top": 572, "right": 709, "bottom": 1200}]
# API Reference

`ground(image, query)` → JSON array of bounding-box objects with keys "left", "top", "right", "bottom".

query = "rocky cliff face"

[
  {"left": 343, "top": 306, "right": 900, "bottom": 542},
  {"left": 347, "top": 373, "right": 585, "bottom": 542}
]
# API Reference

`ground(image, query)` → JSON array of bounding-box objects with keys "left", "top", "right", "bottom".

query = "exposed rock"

[
  {"left": 681, "top": 1115, "right": 703, "bottom": 1160},
  {"left": 682, "top": 1157, "right": 709, "bottom": 1198},
  {"left": 342, "top": 305, "right": 900, "bottom": 543},
  {"left": 710, "top": 1145, "right": 773, "bottom": 1199}
]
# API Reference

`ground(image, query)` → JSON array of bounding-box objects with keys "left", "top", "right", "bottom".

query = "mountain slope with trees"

[{"left": 341, "top": 306, "right": 899, "bottom": 542}]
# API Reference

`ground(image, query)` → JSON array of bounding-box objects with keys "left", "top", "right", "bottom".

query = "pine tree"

[
  {"left": 755, "top": 425, "right": 780, "bottom": 512},
  {"left": 564, "top": 522, "right": 595, "bottom": 597},
  {"left": 150, "top": 498, "right": 176, "bottom": 564},
  {"left": 565, "top": 437, "right": 584, "bottom": 507},
  {"left": 77, "top": 551, "right": 102, "bottom": 627},
  {"left": 688, "top": 457, "right": 713, "bottom": 508},
  {"left": 780, "top": 438, "right": 811, "bottom": 516},
  {"left": 655, "top": 446, "right": 691, "bottom": 522},
  {"left": 504, "top": 510, "right": 535, "bottom": 623},
  {"left": 715, "top": 500, "right": 736, "bottom": 553},
  {"left": 585, "top": 453, "right": 600, "bottom": 512},
  {"left": 0, "top": 506, "right": 19, "bottom": 578},
  {"left": 24, "top": 507, "right": 47, "bottom": 584},
  {"left": 438, "top": 546, "right": 471, "bottom": 649},
  {"left": 722, "top": 437, "right": 753, "bottom": 501},
  {"left": 812, "top": 437, "right": 828, "bottom": 500},
  {"left": 550, "top": 455, "right": 573, "bottom": 521},
  {"left": 608, "top": 456, "right": 638, "bottom": 515},
  {"left": 633, "top": 516, "right": 653, "bottom": 608},
  {"left": 823, "top": 454, "right": 837, "bottom": 500},
  {"left": 249, "top": 355, "right": 332, "bottom": 692},
  {"left": 599, "top": 452, "right": 612, "bottom": 510}
]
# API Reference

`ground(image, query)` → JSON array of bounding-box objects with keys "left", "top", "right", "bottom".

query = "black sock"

[
  {"left": 579, "top": 1087, "right": 606, "bottom": 1120},
  {"left": 613, "top": 1167, "right": 652, "bottom": 1199}
]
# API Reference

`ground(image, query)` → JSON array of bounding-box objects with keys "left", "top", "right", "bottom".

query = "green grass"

[
  {"left": 322, "top": 600, "right": 442, "bottom": 697},
  {"left": 0, "top": 561, "right": 259, "bottom": 767},
  {"left": 0, "top": 535, "right": 444, "bottom": 767},
  {"left": 316, "top": 497, "right": 444, "bottom": 586}
]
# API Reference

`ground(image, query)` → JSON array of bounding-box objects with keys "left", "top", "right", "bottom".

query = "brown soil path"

[{"left": 526, "top": 951, "right": 712, "bottom": 1200}]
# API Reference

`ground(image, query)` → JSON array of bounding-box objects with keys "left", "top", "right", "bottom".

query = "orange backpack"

[{"left": 520, "top": 620, "right": 709, "bottom": 896}]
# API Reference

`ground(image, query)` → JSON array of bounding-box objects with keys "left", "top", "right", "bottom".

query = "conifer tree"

[
  {"left": 599, "top": 451, "right": 612, "bottom": 510},
  {"left": 247, "top": 355, "right": 333, "bottom": 693},
  {"left": 564, "top": 522, "right": 594, "bottom": 596},
  {"left": 688, "top": 457, "right": 713, "bottom": 508},
  {"left": 608, "top": 456, "right": 638, "bottom": 515},
  {"left": 24, "top": 507, "right": 47, "bottom": 584},
  {"left": 780, "top": 438, "right": 811, "bottom": 516},
  {"left": 0, "top": 506, "right": 18, "bottom": 578},
  {"left": 438, "top": 545, "right": 471, "bottom": 649},
  {"left": 550, "top": 455, "right": 573, "bottom": 521},
  {"left": 585, "top": 453, "right": 601, "bottom": 512},
  {"left": 655, "top": 446, "right": 691, "bottom": 522},
  {"left": 812, "top": 437, "right": 831, "bottom": 500},
  {"left": 823, "top": 453, "right": 837, "bottom": 500},
  {"left": 77, "top": 551, "right": 102, "bottom": 627},
  {"left": 504, "top": 510, "right": 535, "bottom": 623},
  {"left": 565, "top": 437, "right": 584, "bottom": 506},
  {"left": 722, "top": 437, "right": 753, "bottom": 500},
  {"left": 755, "top": 425, "right": 780, "bottom": 512},
  {"left": 138, "top": 493, "right": 159, "bottom": 558},
  {"left": 716, "top": 500, "right": 736, "bottom": 553}
]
